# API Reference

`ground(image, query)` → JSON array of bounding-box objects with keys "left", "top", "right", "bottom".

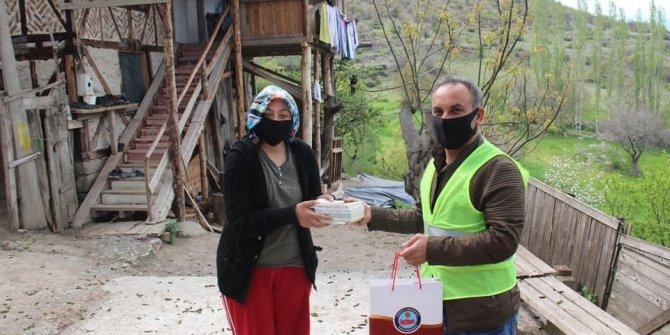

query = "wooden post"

[
  {"left": 300, "top": 43, "right": 312, "bottom": 146},
  {"left": 198, "top": 133, "right": 209, "bottom": 202},
  {"left": 303, "top": 0, "right": 309, "bottom": 37},
  {"left": 232, "top": 0, "right": 245, "bottom": 139},
  {"left": 126, "top": 8, "right": 133, "bottom": 40},
  {"left": 196, "top": 0, "right": 206, "bottom": 42},
  {"left": 0, "top": 0, "right": 49, "bottom": 230},
  {"left": 320, "top": 52, "right": 335, "bottom": 164},
  {"left": 64, "top": 54, "right": 78, "bottom": 103},
  {"left": 44, "top": 103, "right": 78, "bottom": 232},
  {"left": 302, "top": 0, "right": 313, "bottom": 146},
  {"left": 0, "top": 102, "right": 19, "bottom": 231},
  {"left": 26, "top": 108, "right": 54, "bottom": 229},
  {"left": 200, "top": 63, "right": 209, "bottom": 100},
  {"left": 145, "top": 50, "right": 154, "bottom": 82},
  {"left": 313, "top": 51, "right": 321, "bottom": 168},
  {"left": 162, "top": 0, "right": 185, "bottom": 220},
  {"left": 29, "top": 61, "right": 39, "bottom": 89},
  {"left": 322, "top": 53, "right": 333, "bottom": 97}
]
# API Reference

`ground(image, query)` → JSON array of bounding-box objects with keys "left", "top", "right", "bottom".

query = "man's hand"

[
  {"left": 316, "top": 194, "right": 335, "bottom": 201},
  {"left": 295, "top": 200, "right": 331, "bottom": 228},
  {"left": 399, "top": 234, "right": 428, "bottom": 267},
  {"left": 343, "top": 197, "right": 371, "bottom": 226}
]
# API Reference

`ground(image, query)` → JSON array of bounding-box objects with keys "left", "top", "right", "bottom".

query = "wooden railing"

[
  {"left": 606, "top": 236, "right": 670, "bottom": 333},
  {"left": 143, "top": 7, "right": 232, "bottom": 223},
  {"left": 521, "top": 178, "right": 623, "bottom": 308}
]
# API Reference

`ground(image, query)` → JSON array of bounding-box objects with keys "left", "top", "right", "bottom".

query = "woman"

[{"left": 216, "top": 85, "right": 333, "bottom": 335}]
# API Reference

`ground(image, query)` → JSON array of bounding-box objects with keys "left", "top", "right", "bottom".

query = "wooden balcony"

[{"left": 239, "top": 0, "right": 343, "bottom": 57}]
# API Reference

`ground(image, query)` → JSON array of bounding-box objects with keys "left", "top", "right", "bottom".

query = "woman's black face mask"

[
  {"left": 431, "top": 108, "right": 479, "bottom": 149},
  {"left": 253, "top": 118, "right": 293, "bottom": 146}
]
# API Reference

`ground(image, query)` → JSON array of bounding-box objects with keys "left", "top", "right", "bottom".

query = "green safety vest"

[{"left": 419, "top": 139, "right": 529, "bottom": 300}]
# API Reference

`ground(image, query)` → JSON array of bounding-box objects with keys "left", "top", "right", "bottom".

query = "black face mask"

[
  {"left": 253, "top": 118, "right": 293, "bottom": 146},
  {"left": 431, "top": 108, "right": 479, "bottom": 149}
]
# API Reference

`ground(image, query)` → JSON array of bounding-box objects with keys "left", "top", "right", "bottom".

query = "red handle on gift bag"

[{"left": 390, "top": 251, "right": 422, "bottom": 291}]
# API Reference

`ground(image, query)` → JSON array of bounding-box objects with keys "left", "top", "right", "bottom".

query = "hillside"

[{"left": 346, "top": 0, "right": 670, "bottom": 128}]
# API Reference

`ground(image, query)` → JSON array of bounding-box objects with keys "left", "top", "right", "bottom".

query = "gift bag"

[{"left": 369, "top": 253, "right": 443, "bottom": 335}]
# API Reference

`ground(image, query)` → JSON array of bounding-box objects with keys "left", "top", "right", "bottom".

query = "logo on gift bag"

[{"left": 393, "top": 307, "right": 421, "bottom": 334}]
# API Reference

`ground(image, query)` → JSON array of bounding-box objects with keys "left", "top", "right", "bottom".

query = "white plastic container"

[
  {"left": 83, "top": 95, "right": 97, "bottom": 105},
  {"left": 76, "top": 72, "right": 95, "bottom": 96},
  {"left": 312, "top": 200, "right": 365, "bottom": 224}
]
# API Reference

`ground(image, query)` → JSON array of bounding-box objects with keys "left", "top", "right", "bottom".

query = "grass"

[{"left": 520, "top": 133, "right": 670, "bottom": 181}]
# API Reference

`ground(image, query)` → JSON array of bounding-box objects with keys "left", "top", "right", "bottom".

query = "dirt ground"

[{"left": 0, "top": 220, "right": 548, "bottom": 335}]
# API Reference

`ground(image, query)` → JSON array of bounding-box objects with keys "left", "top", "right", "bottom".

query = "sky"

[{"left": 556, "top": 0, "right": 670, "bottom": 28}]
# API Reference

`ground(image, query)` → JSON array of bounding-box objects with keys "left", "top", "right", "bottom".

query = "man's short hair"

[{"left": 433, "top": 76, "right": 483, "bottom": 109}]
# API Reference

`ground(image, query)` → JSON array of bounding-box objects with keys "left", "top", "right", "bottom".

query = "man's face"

[{"left": 431, "top": 83, "right": 476, "bottom": 120}]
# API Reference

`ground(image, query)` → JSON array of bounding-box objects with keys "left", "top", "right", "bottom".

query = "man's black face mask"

[
  {"left": 431, "top": 108, "right": 479, "bottom": 150},
  {"left": 253, "top": 118, "right": 293, "bottom": 146}
]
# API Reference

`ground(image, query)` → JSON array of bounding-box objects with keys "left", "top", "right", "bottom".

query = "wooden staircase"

[{"left": 72, "top": 15, "right": 234, "bottom": 227}]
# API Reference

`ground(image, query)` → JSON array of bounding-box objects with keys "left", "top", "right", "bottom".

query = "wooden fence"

[
  {"left": 326, "top": 137, "right": 342, "bottom": 190},
  {"left": 521, "top": 178, "right": 622, "bottom": 308},
  {"left": 606, "top": 236, "right": 670, "bottom": 334}
]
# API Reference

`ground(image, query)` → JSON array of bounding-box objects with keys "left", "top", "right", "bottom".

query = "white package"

[{"left": 311, "top": 200, "right": 365, "bottom": 224}]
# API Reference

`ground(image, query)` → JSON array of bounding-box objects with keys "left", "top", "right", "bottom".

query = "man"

[{"left": 359, "top": 76, "right": 529, "bottom": 334}]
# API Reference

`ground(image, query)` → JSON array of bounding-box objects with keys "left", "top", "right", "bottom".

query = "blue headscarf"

[{"left": 246, "top": 85, "right": 300, "bottom": 142}]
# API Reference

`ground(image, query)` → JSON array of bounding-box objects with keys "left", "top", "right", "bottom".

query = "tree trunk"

[
  {"left": 162, "top": 0, "right": 186, "bottom": 220},
  {"left": 631, "top": 155, "right": 640, "bottom": 177},
  {"left": 398, "top": 104, "right": 432, "bottom": 200}
]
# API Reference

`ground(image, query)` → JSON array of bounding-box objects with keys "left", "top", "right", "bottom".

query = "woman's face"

[{"left": 264, "top": 99, "right": 292, "bottom": 121}]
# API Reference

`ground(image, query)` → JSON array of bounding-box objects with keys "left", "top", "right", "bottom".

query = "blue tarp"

[{"left": 343, "top": 174, "right": 416, "bottom": 208}]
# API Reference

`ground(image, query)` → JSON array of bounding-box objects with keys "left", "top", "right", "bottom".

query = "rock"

[
  {"left": 1, "top": 240, "right": 17, "bottom": 250},
  {"left": 149, "top": 238, "right": 162, "bottom": 253},
  {"left": 178, "top": 220, "right": 207, "bottom": 237}
]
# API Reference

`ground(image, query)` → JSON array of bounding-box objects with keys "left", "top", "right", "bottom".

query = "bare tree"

[
  {"left": 601, "top": 108, "right": 668, "bottom": 176},
  {"left": 372, "top": 0, "right": 465, "bottom": 198},
  {"left": 373, "top": 0, "right": 563, "bottom": 198}
]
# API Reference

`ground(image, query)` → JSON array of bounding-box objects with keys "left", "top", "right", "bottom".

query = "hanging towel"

[
  {"left": 328, "top": 5, "right": 340, "bottom": 52},
  {"left": 319, "top": 3, "right": 331, "bottom": 44},
  {"left": 313, "top": 81, "right": 322, "bottom": 103}
]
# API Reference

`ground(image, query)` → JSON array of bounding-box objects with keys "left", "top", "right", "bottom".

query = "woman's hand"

[{"left": 295, "top": 200, "right": 332, "bottom": 228}]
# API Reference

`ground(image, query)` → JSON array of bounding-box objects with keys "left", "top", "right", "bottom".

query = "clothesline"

[{"left": 318, "top": 3, "right": 359, "bottom": 60}]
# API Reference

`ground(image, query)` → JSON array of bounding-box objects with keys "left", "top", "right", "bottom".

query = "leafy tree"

[
  {"left": 601, "top": 174, "right": 631, "bottom": 220},
  {"left": 333, "top": 60, "right": 384, "bottom": 169},
  {"left": 601, "top": 107, "right": 668, "bottom": 176},
  {"left": 630, "top": 166, "right": 670, "bottom": 246},
  {"left": 563, "top": 0, "right": 587, "bottom": 132},
  {"left": 602, "top": 161, "right": 670, "bottom": 246},
  {"left": 591, "top": 3, "right": 604, "bottom": 133},
  {"left": 606, "top": 4, "right": 628, "bottom": 103}
]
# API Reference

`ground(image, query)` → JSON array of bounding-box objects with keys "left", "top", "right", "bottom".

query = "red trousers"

[{"left": 222, "top": 267, "right": 312, "bottom": 335}]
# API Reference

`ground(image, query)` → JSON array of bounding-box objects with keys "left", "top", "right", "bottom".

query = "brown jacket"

[{"left": 368, "top": 136, "right": 526, "bottom": 332}]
